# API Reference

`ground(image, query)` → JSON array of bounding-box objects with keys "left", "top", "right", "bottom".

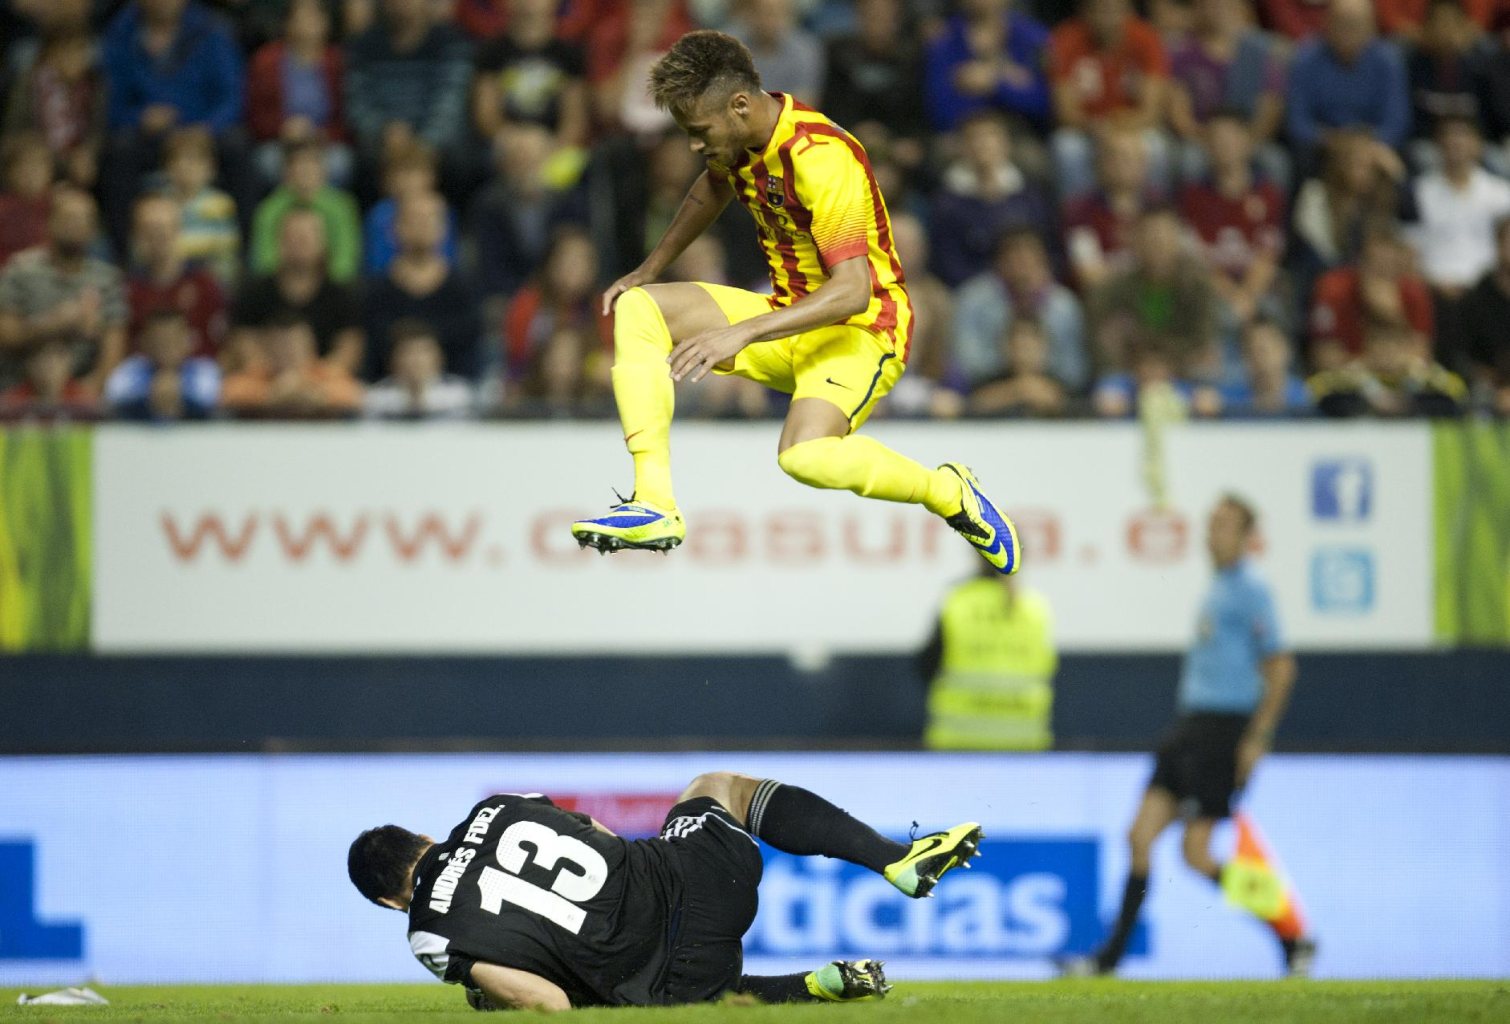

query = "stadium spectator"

[
  {"left": 363, "top": 142, "right": 460, "bottom": 277},
  {"left": 1064, "top": 125, "right": 1160, "bottom": 291},
  {"left": 922, "top": 0, "right": 1051, "bottom": 134},
  {"left": 729, "top": 0, "right": 824, "bottom": 107},
  {"left": 250, "top": 139, "right": 363, "bottom": 283},
  {"left": 1168, "top": 0, "right": 1288, "bottom": 188},
  {"left": 880, "top": 212, "right": 959, "bottom": 419},
  {"left": 344, "top": 0, "right": 473, "bottom": 187},
  {"left": 221, "top": 312, "right": 363, "bottom": 418},
  {"left": 365, "top": 318, "right": 476, "bottom": 419},
  {"left": 1478, "top": 10, "right": 1510, "bottom": 178},
  {"left": 104, "top": 307, "right": 220, "bottom": 420},
  {"left": 1405, "top": 0, "right": 1485, "bottom": 172},
  {"left": 954, "top": 228, "right": 1088, "bottom": 394},
  {"left": 245, "top": 0, "right": 353, "bottom": 188},
  {"left": 126, "top": 193, "right": 226, "bottom": 358},
  {"left": 470, "top": 0, "right": 590, "bottom": 164},
  {"left": 1291, "top": 128, "right": 1405, "bottom": 279},
  {"left": 469, "top": 124, "right": 587, "bottom": 302},
  {"left": 822, "top": 0, "right": 927, "bottom": 173},
  {"left": 0, "top": 135, "right": 53, "bottom": 269},
  {"left": 1092, "top": 339, "right": 1219, "bottom": 419},
  {"left": 0, "top": 187, "right": 126, "bottom": 395},
  {"left": 99, "top": 0, "right": 247, "bottom": 251},
  {"left": 1452, "top": 215, "right": 1510, "bottom": 413},
  {"left": 1377, "top": 0, "right": 1496, "bottom": 42},
  {"left": 586, "top": 0, "right": 693, "bottom": 135},
  {"left": 1408, "top": 117, "right": 1510, "bottom": 300},
  {"left": 1309, "top": 225, "right": 1433, "bottom": 370},
  {"left": 1179, "top": 111, "right": 1286, "bottom": 330},
  {"left": 928, "top": 111, "right": 1056, "bottom": 290},
  {"left": 159, "top": 126, "right": 241, "bottom": 287},
  {"left": 1, "top": 0, "right": 104, "bottom": 189},
  {"left": 1048, "top": 0, "right": 1172, "bottom": 204},
  {"left": 1284, "top": 0, "right": 1410, "bottom": 174},
  {"left": 1220, "top": 316, "right": 1313, "bottom": 418},
  {"left": 231, "top": 207, "right": 364, "bottom": 372},
  {"left": 0, "top": 334, "right": 98, "bottom": 421},
  {"left": 501, "top": 225, "right": 609, "bottom": 416},
  {"left": 966, "top": 318, "right": 1070, "bottom": 418},
  {"left": 364, "top": 189, "right": 482, "bottom": 381},
  {"left": 1310, "top": 318, "right": 1467, "bottom": 417},
  {"left": 1257, "top": 0, "right": 1326, "bottom": 41},
  {"left": 1089, "top": 207, "right": 1222, "bottom": 380}
]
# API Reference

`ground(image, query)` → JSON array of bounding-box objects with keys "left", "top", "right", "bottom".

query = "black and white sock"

[{"left": 746, "top": 779, "right": 908, "bottom": 874}]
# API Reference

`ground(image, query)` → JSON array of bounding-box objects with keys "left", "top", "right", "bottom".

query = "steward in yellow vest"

[{"left": 919, "top": 563, "right": 1058, "bottom": 750}]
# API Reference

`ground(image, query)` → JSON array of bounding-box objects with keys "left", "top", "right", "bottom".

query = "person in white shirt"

[
  {"left": 365, "top": 318, "right": 475, "bottom": 420},
  {"left": 1410, "top": 116, "right": 1510, "bottom": 298}
]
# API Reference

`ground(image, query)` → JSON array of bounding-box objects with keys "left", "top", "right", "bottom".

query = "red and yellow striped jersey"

[{"left": 708, "top": 93, "right": 914, "bottom": 359}]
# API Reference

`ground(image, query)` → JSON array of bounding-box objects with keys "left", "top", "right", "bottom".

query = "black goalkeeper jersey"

[{"left": 406, "top": 793, "right": 682, "bottom": 1007}]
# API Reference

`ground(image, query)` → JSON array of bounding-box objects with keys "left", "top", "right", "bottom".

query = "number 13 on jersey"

[{"left": 477, "top": 821, "right": 609, "bottom": 934}]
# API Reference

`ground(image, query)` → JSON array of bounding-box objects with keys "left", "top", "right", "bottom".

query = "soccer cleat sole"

[
  {"left": 574, "top": 531, "right": 682, "bottom": 554},
  {"left": 912, "top": 825, "right": 985, "bottom": 899}
]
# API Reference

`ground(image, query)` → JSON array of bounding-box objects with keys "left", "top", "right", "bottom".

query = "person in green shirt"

[{"left": 250, "top": 139, "right": 362, "bottom": 283}]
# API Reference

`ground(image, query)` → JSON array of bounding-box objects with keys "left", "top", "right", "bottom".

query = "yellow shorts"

[{"left": 695, "top": 282, "right": 905, "bottom": 431}]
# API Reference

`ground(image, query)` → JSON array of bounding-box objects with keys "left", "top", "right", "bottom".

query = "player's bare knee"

[{"left": 678, "top": 772, "right": 759, "bottom": 823}]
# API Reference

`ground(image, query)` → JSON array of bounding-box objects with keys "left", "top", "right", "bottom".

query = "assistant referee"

[{"left": 1066, "top": 494, "right": 1316, "bottom": 977}]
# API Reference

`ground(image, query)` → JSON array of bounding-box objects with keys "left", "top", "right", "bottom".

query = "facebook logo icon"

[
  {"left": 1311, "top": 548, "right": 1376, "bottom": 613},
  {"left": 1312, "top": 460, "right": 1373, "bottom": 522}
]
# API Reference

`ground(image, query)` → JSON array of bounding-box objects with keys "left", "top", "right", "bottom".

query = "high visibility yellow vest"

[{"left": 925, "top": 579, "right": 1058, "bottom": 751}]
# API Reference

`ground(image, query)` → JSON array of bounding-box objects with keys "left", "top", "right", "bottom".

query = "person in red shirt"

[
  {"left": 1179, "top": 111, "right": 1286, "bottom": 328},
  {"left": 125, "top": 194, "right": 227, "bottom": 359},
  {"left": 1064, "top": 124, "right": 1160, "bottom": 291},
  {"left": 1049, "top": 0, "right": 1172, "bottom": 202},
  {"left": 245, "top": 0, "right": 352, "bottom": 189},
  {"left": 1309, "top": 225, "right": 1433, "bottom": 370},
  {"left": 0, "top": 335, "right": 98, "bottom": 421},
  {"left": 0, "top": 135, "right": 53, "bottom": 269}
]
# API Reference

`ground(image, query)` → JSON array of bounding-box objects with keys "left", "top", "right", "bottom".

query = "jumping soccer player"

[
  {"left": 350, "top": 771, "right": 983, "bottom": 1011},
  {"left": 569, "top": 31, "right": 1018, "bottom": 574},
  {"left": 1062, "top": 496, "right": 1317, "bottom": 978}
]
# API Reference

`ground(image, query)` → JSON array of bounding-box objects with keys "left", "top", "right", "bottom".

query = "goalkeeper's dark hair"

[
  {"left": 1218, "top": 493, "right": 1258, "bottom": 534},
  {"left": 648, "top": 31, "right": 761, "bottom": 114},
  {"left": 348, "top": 825, "right": 430, "bottom": 905}
]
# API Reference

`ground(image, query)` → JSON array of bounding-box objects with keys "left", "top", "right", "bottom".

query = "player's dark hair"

[
  {"left": 1218, "top": 493, "right": 1258, "bottom": 534},
  {"left": 648, "top": 31, "right": 761, "bottom": 114},
  {"left": 348, "top": 825, "right": 430, "bottom": 906}
]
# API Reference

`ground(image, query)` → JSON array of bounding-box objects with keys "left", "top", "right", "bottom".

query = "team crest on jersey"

[{"left": 765, "top": 175, "right": 786, "bottom": 208}]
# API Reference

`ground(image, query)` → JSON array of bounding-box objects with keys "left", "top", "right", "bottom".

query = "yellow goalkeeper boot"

[{"left": 883, "top": 822, "right": 984, "bottom": 898}]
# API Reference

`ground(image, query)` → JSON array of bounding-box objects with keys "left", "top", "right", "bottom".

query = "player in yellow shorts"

[{"left": 570, "top": 30, "right": 1019, "bottom": 574}]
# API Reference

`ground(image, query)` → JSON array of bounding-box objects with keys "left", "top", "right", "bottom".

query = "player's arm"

[
  {"left": 1237, "top": 652, "right": 1297, "bottom": 787},
  {"left": 668, "top": 255, "right": 870, "bottom": 382},
  {"left": 469, "top": 961, "right": 572, "bottom": 1012},
  {"left": 602, "top": 170, "right": 734, "bottom": 314}
]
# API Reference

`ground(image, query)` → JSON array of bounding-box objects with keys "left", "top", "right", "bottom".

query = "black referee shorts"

[
  {"left": 1148, "top": 712, "right": 1250, "bottom": 820},
  {"left": 656, "top": 797, "right": 765, "bottom": 1004}
]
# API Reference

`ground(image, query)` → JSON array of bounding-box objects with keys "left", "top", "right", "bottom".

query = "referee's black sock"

[
  {"left": 1096, "top": 872, "right": 1149, "bottom": 973},
  {"left": 745, "top": 780, "right": 908, "bottom": 874},
  {"left": 734, "top": 974, "right": 816, "bottom": 1003}
]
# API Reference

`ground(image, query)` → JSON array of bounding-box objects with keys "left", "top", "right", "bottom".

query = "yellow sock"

[
  {"left": 777, "top": 435, "right": 963, "bottom": 514},
  {"left": 611, "top": 288, "right": 676, "bottom": 509}
]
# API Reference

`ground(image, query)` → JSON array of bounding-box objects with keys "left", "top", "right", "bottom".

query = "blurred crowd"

[{"left": 1, "top": 0, "right": 1508, "bottom": 423}]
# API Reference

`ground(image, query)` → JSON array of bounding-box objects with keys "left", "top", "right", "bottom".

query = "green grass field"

[{"left": 4, "top": 982, "right": 1505, "bottom": 1023}]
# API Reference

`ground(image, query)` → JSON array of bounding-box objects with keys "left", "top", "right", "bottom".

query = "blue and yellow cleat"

[
  {"left": 939, "top": 463, "right": 1020, "bottom": 575},
  {"left": 805, "top": 959, "right": 891, "bottom": 1002},
  {"left": 570, "top": 499, "right": 685, "bottom": 553},
  {"left": 883, "top": 822, "right": 984, "bottom": 898}
]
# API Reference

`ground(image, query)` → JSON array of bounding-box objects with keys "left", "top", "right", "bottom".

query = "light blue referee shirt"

[{"left": 1178, "top": 560, "right": 1285, "bottom": 714}]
